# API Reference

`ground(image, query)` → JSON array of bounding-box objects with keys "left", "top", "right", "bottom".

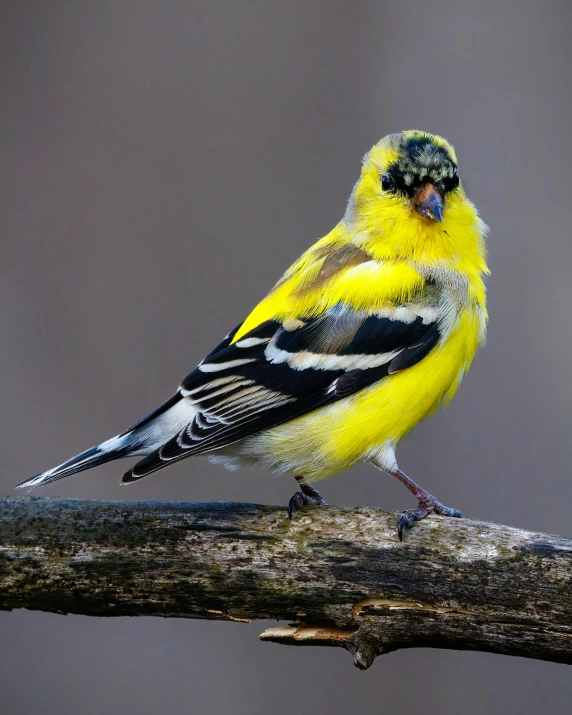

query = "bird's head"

[{"left": 346, "top": 130, "right": 468, "bottom": 234}]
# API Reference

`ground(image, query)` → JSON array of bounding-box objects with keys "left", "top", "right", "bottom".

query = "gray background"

[{"left": 1, "top": 1, "right": 571, "bottom": 713}]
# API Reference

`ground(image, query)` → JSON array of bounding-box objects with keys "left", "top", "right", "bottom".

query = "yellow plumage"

[
  {"left": 19, "top": 130, "right": 488, "bottom": 538},
  {"left": 234, "top": 131, "right": 488, "bottom": 486}
]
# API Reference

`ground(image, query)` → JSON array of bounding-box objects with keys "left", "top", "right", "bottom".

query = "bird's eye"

[{"left": 381, "top": 174, "right": 394, "bottom": 191}]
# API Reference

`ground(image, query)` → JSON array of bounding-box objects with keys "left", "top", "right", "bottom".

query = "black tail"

[
  {"left": 16, "top": 436, "right": 133, "bottom": 491},
  {"left": 16, "top": 391, "right": 196, "bottom": 491}
]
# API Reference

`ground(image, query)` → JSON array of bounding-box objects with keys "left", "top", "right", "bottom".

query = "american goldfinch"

[{"left": 18, "top": 130, "right": 488, "bottom": 539}]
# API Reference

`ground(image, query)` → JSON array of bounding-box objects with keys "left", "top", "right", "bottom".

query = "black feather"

[{"left": 123, "top": 307, "right": 441, "bottom": 482}]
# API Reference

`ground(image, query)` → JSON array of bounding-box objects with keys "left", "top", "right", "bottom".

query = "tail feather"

[
  {"left": 16, "top": 436, "right": 132, "bottom": 491},
  {"left": 16, "top": 391, "right": 197, "bottom": 491},
  {"left": 122, "top": 442, "right": 187, "bottom": 484}
]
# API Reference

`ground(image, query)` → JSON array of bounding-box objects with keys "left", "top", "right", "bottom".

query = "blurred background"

[{"left": 1, "top": 1, "right": 571, "bottom": 713}]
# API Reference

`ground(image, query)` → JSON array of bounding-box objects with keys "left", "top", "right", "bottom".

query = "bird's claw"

[
  {"left": 287, "top": 486, "right": 326, "bottom": 519},
  {"left": 398, "top": 507, "right": 430, "bottom": 541},
  {"left": 287, "top": 491, "right": 305, "bottom": 519},
  {"left": 432, "top": 503, "right": 462, "bottom": 518},
  {"left": 398, "top": 498, "right": 461, "bottom": 541}
]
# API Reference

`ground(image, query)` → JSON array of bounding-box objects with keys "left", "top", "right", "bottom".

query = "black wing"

[{"left": 123, "top": 303, "right": 440, "bottom": 481}]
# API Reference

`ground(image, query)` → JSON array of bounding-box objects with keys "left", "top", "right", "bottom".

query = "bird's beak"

[{"left": 413, "top": 183, "right": 443, "bottom": 222}]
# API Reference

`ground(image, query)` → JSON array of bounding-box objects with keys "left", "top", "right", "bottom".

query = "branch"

[{"left": 1, "top": 497, "right": 571, "bottom": 669}]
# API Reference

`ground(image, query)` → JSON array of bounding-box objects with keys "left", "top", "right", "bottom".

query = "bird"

[{"left": 17, "top": 130, "right": 489, "bottom": 540}]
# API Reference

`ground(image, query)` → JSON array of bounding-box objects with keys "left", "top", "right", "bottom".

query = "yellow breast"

[{"left": 244, "top": 304, "right": 482, "bottom": 481}]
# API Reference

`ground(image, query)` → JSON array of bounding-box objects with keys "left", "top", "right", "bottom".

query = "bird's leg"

[
  {"left": 287, "top": 476, "right": 326, "bottom": 519},
  {"left": 387, "top": 467, "right": 461, "bottom": 540}
]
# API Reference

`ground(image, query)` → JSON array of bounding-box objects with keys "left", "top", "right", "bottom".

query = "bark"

[{"left": 0, "top": 497, "right": 571, "bottom": 669}]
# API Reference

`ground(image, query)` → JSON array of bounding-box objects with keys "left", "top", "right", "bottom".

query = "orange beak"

[{"left": 412, "top": 183, "right": 443, "bottom": 222}]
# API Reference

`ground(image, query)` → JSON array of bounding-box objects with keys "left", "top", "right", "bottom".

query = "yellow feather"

[
  {"left": 233, "top": 130, "right": 488, "bottom": 482},
  {"left": 246, "top": 307, "right": 482, "bottom": 481}
]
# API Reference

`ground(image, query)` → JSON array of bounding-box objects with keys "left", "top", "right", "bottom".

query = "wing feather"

[{"left": 123, "top": 302, "right": 441, "bottom": 482}]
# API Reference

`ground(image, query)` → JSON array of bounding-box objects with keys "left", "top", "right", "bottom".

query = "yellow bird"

[{"left": 18, "top": 130, "right": 489, "bottom": 539}]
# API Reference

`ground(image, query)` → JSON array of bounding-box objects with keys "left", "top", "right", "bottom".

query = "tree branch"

[{"left": 0, "top": 497, "right": 571, "bottom": 669}]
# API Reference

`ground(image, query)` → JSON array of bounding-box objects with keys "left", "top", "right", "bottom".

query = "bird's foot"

[
  {"left": 398, "top": 495, "right": 461, "bottom": 541},
  {"left": 287, "top": 483, "right": 326, "bottom": 519}
]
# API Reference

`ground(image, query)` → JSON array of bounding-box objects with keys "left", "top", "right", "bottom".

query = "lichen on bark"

[{"left": 0, "top": 497, "right": 571, "bottom": 669}]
